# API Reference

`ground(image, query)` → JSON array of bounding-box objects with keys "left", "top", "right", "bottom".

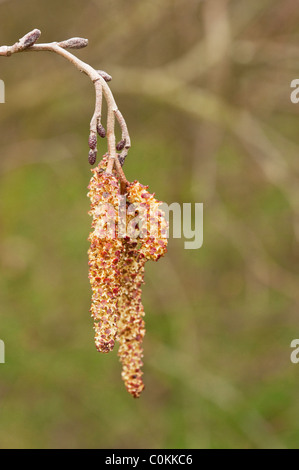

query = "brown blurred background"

[{"left": 0, "top": 0, "right": 299, "bottom": 449}]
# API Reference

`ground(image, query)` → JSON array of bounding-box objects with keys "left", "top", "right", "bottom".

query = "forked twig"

[{"left": 0, "top": 28, "right": 130, "bottom": 187}]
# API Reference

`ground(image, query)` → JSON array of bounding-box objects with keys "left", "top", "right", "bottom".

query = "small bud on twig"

[
  {"left": 116, "top": 139, "right": 126, "bottom": 151},
  {"left": 89, "top": 149, "right": 97, "bottom": 165},
  {"left": 96, "top": 70, "right": 112, "bottom": 82},
  {"left": 19, "top": 29, "right": 41, "bottom": 49},
  {"left": 58, "top": 37, "right": 89, "bottom": 49},
  {"left": 88, "top": 134, "right": 97, "bottom": 150},
  {"left": 97, "top": 123, "right": 106, "bottom": 138},
  {"left": 118, "top": 155, "right": 125, "bottom": 167}
]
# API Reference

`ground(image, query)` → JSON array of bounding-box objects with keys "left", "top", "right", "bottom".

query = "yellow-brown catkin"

[
  {"left": 88, "top": 159, "right": 168, "bottom": 397},
  {"left": 88, "top": 166, "right": 123, "bottom": 353},
  {"left": 126, "top": 181, "right": 168, "bottom": 261},
  {"left": 117, "top": 181, "right": 168, "bottom": 397},
  {"left": 117, "top": 241, "right": 146, "bottom": 398}
]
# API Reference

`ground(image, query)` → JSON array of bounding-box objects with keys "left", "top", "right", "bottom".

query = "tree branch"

[{"left": 0, "top": 29, "right": 130, "bottom": 183}]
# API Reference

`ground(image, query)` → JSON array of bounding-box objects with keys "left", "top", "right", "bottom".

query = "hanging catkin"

[{"left": 88, "top": 160, "right": 168, "bottom": 397}]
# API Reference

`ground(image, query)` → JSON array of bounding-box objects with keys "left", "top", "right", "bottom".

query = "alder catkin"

[
  {"left": 87, "top": 157, "right": 168, "bottom": 397},
  {"left": 117, "top": 242, "right": 146, "bottom": 398},
  {"left": 88, "top": 166, "right": 123, "bottom": 353},
  {"left": 116, "top": 181, "right": 168, "bottom": 398},
  {"left": 126, "top": 181, "right": 168, "bottom": 261}
]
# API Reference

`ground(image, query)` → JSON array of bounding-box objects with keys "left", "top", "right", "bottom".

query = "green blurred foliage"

[{"left": 0, "top": 0, "right": 299, "bottom": 449}]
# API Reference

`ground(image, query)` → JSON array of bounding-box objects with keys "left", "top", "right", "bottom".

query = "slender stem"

[
  {"left": 114, "top": 156, "right": 129, "bottom": 193},
  {"left": 106, "top": 107, "right": 116, "bottom": 173},
  {"left": 90, "top": 80, "right": 103, "bottom": 133},
  {"left": 115, "top": 109, "right": 131, "bottom": 165}
]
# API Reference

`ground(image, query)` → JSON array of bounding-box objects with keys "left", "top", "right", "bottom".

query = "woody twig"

[{"left": 0, "top": 28, "right": 130, "bottom": 186}]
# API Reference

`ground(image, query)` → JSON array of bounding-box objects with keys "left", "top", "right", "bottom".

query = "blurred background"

[{"left": 0, "top": 0, "right": 299, "bottom": 449}]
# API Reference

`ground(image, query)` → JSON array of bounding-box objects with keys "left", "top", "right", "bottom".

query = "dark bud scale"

[
  {"left": 116, "top": 139, "right": 126, "bottom": 151},
  {"left": 88, "top": 149, "right": 97, "bottom": 165},
  {"left": 88, "top": 134, "right": 97, "bottom": 150},
  {"left": 21, "top": 29, "right": 41, "bottom": 49},
  {"left": 96, "top": 70, "right": 112, "bottom": 82},
  {"left": 58, "top": 37, "right": 89, "bottom": 49},
  {"left": 97, "top": 123, "right": 106, "bottom": 138},
  {"left": 118, "top": 155, "right": 125, "bottom": 167}
]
